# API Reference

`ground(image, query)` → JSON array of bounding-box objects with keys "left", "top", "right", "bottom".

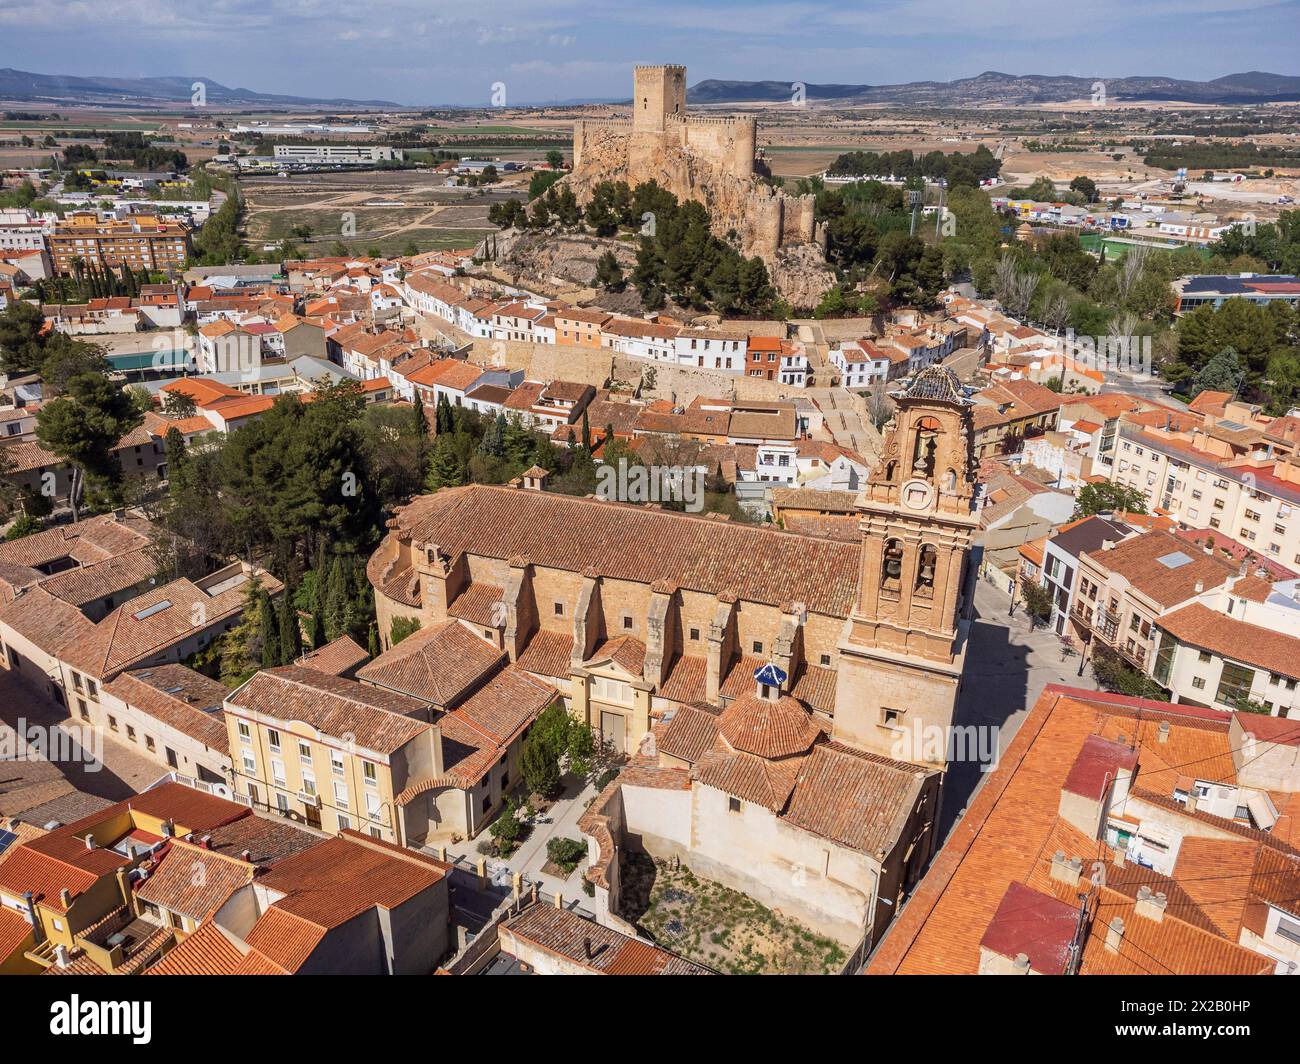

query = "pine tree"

[
  {"left": 259, "top": 591, "right": 280, "bottom": 668},
  {"left": 580, "top": 409, "right": 591, "bottom": 453},
  {"left": 367, "top": 621, "right": 380, "bottom": 658}
]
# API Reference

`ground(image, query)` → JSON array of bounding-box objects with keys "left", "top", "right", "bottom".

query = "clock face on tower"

[{"left": 901, "top": 479, "right": 934, "bottom": 511}]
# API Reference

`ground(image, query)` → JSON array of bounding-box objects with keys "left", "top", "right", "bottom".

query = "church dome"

[{"left": 717, "top": 692, "right": 821, "bottom": 760}]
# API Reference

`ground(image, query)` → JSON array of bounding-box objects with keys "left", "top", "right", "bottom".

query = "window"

[
  {"left": 77, "top": 699, "right": 89, "bottom": 720},
  {"left": 237, "top": 721, "right": 251, "bottom": 742},
  {"left": 1278, "top": 914, "right": 1300, "bottom": 945},
  {"left": 622, "top": 615, "right": 633, "bottom": 630},
  {"left": 553, "top": 602, "right": 564, "bottom": 616},
  {"left": 363, "top": 761, "right": 378, "bottom": 787},
  {"left": 334, "top": 781, "right": 349, "bottom": 810},
  {"left": 1192, "top": 676, "right": 1206, "bottom": 690},
  {"left": 337, "top": 815, "right": 350, "bottom": 831},
  {"left": 298, "top": 741, "right": 312, "bottom": 765},
  {"left": 689, "top": 627, "right": 700, "bottom": 641},
  {"left": 145, "top": 736, "right": 156, "bottom": 753},
  {"left": 1215, "top": 662, "right": 1256, "bottom": 707},
  {"left": 820, "top": 654, "right": 831, "bottom": 666},
  {"left": 276, "top": 792, "right": 289, "bottom": 814},
  {"left": 331, "top": 750, "right": 345, "bottom": 777},
  {"left": 267, "top": 729, "right": 281, "bottom": 752},
  {"left": 272, "top": 760, "right": 286, "bottom": 786},
  {"left": 752, "top": 641, "right": 763, "bottom": 654},
  {"left": 242, "top": 752, "right": 256, "bottom": 775},
  {"left": 126, "top": 725, "right": 136, "bottom": 741},
  {"left": 882, "top": 708, "right": 903, "bottom": 727},
  {"left": 302, "top": 772, "right": 316, "bottom": 796},
  {"left": 727, "top": 796, "right": 742, "bottom": 813},
  {"left": 1198, "top": 650, "right": 1212, "bottom": 663}
]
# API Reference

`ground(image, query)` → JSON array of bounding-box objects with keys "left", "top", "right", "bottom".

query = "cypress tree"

[
  {"left": 278, "top": 589, "right": 303, "bottom": 664},
  {"left": 324, "top": 557, "right": 348, "bottom": 641},
  {"left": 259, "top": 592, "right": 280, "bottom": 668}
]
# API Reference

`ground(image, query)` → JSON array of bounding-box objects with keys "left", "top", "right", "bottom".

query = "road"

[
  {"left": 0, "top": 669, "right": 168, "bottom": 802},
  {"left": 938, "top": 568, "right": 1100, "bottom": 838}
]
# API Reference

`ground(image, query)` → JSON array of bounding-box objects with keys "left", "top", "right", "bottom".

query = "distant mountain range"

[
  {"left": 4, "top": 66, "right": 1300, "bottom": 111},
  {"left": 687, "top": 71, "right": 1300, "bottom": 106},
  {"left": 0, "top": 68, "right": 400, "bottom": 109}
]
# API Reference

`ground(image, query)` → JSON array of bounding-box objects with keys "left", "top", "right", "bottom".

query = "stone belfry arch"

[{"left": 832, "top": 366, "right": 979, "bottom": 766}]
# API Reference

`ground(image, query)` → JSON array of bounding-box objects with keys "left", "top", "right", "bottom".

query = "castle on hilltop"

[{"left": 568, "top": 64, "right": 825, "bottom": 259}]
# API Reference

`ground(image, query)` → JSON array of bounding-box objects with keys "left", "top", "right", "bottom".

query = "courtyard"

[{"left": 619, "top": 853, "right": 849, "bottom": 975}]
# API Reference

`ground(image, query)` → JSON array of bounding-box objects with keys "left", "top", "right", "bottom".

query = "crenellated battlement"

[{"left": 669, "top": 113, "right": 757, "bottom": 130}]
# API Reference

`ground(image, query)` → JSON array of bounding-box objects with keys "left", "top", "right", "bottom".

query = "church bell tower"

[{"left": 832, "top": 366, "right": 979, "bottom": 766}]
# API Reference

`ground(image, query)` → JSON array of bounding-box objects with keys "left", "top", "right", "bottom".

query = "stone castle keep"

[{"left": 569, "top": 64, "right": 824, "bottom": 259}]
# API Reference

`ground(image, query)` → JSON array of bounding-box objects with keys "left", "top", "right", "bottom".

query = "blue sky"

[{"left": 3, "top": 0, "right": 1299, "bottom": 105}]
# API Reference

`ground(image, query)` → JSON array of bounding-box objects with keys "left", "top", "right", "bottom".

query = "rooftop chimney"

[
  {"left": 240, "top": 849, "right": 253, "bottom": 862},
  {"left": 1049, "top": 850, "right": 1083, "bottom": 887},
  {"left": 1194, "top": 580, "right": 1204, "bottom": 594},
  {"left": 1102, "top": 539, "right": 1115, "bottom": 551},
  {"left": 1104, "top": 916, "right": 1125, "bottom": 954},
  {"left": 1135, "top": 886, "right": 1168, "bottom": 923},
  {"left": 59, "top": 888, "right": 72, "bottom": 908},
  {"left": 83, "top": 835, "right": 94, "bottom": 850},
  {"left": 1157, "top": 721, "right": 1170, "bottom": 745},
  {"left": 1012, "top": 953, "right": 1031, "bottom": 974},
  {"left": 54, "top": 944, "right": 70, "bottom": 969}
]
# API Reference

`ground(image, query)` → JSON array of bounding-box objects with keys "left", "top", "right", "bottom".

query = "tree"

[
  {"left": 0, "top": 300, "right": 48, "bottom": 377},
  {"left": 36, "top": 370, "right": 143, "bottom": 519},
  {"left": 1091, "top": 645, "right": 1169, "bottom": 700},
  {"left": 545, "top": 149, "right": 564, "bottom": 170},
  {"left": 1019, "top": 580, "right": 1054, "bottom": 627},
  {"left": 594, "top": 250, "right": 625, "bottom": 291},
  {"left": 259, "top": 591, "right": 281, "bottom": 668},
  {"left": 1073, "top": 481, "right": 1148, "bottom": 519},
  {"left": 1190, "top": 346, "right": 1245, "bottom": 399},
  {"left": 161, "top": 390, "right": 197, "bottom": 419},
  {"left": 324, "top": 557, "right": 349, "bottom": 641},
  {"left": 488, "top": 797, "right": 522, "bottom": 854},
  {"left": 521, "top": 729, "right": 562, "bottom": 797},
  {"left": 278, "top": 590, "right": 303, "bottom": 664},
  {"left": 390, "top": 615, "right": 422, "bottom": 646},
  {"left": 1069, "top": 175, "right": 1099, "bottom": 203}
]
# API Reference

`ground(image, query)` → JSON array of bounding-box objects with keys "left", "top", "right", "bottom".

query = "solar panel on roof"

[
  {"left": 0, "top": 828, "right": 17, "bottom": 855},
  {"left": 1156, "top": 551, "right": 1194, "bottom": 569}
]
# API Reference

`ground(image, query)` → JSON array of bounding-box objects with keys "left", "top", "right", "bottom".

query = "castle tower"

[
  {"left": 832, "top": 366, "right": 979, "bottom": 767},
  {"left": 633, "top": 64, "right": 686, "bottom": 134}
]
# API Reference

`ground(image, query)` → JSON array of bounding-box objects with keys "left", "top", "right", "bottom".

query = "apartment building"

[
  {"left": 1072, "top": 529, "right": 1237, "bottom": 674},
  {"left": 1039, "top": 515, "right": 1136, "bottom": 637},
  {"left": 224, "top": 666, "right": 439, "bottom": 843},
  {"left": 1110, "top": 422, "right": 1300, "bottom": 569},
  {"left": 1152, "top": 574, "right": 1300, "bottom": 715},
  {"left": 48, "top": 211, "right": 192, "bottom": 276}
]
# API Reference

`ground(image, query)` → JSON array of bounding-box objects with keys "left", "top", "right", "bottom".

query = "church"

[{"left": 366, "top": 365, "right": 980, "bottom": 946}]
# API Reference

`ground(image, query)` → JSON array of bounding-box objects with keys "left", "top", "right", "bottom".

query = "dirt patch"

[{"left": 619, "top": 853, "right": 847, "bottom": 975}]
